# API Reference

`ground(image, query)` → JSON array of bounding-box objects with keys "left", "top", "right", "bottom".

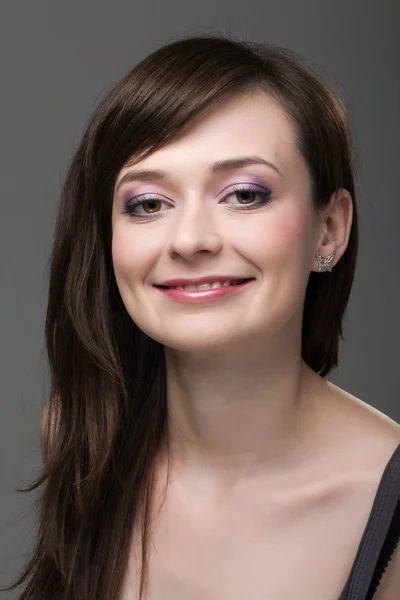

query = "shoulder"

[
  {"left": 315, "top": 378, "right": 400, "bottom": 475},
  {"left": 301, "top": 363, "right": 399, "bottom": 481},
  {"left": 324, "top": 381, "right": 400, "bottom": 439}
]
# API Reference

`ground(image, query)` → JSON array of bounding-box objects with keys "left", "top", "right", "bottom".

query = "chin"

[{"left": 138, "top": 321, "right": 263, "bottom": 353}]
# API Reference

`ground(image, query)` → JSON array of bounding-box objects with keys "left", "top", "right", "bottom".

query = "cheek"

[
  {"left": 111, "top": 227, "right": 153, "bottom": 286},
  {"left": 242, "top": 207, "right": 315, "bottom": 268},
  {"left": 112, "top": 230, "right": 132, "bottom": 280}
]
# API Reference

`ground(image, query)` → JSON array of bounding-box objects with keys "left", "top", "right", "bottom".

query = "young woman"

[{"left": 5, "top": 33, "right": 400, "bottom": 600}]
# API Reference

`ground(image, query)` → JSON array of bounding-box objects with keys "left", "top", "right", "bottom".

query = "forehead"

[{"left": 118, "top": 92, "right": 301, "bottom": 181}]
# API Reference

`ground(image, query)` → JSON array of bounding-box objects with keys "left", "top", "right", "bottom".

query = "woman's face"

[{"left": 111, "top": 91, "right": 322, "bottom": 352}]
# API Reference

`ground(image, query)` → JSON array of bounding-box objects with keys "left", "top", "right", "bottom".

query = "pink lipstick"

[{"left": 154, "top": 278, "right": 254, "bottom": 303}]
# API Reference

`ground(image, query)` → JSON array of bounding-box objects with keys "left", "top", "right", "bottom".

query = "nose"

[{"left": 165, "top": 201, "right": 223, "bottom": 261}]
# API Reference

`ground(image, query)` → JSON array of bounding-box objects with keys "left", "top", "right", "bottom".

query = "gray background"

[{"left": 1, "top": 0, "right": 399, "bottom": 594}]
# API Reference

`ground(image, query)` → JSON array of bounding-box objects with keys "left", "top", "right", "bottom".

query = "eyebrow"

[{"left": 114, "top": 155, "right": 283, "bottom": 193}]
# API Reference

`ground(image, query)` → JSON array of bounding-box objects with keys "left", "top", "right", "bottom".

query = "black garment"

[{"left": 338, "top": 443, "right": 400, "bottom": 599}]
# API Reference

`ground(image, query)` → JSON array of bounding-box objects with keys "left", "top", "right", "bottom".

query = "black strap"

[
  {"left": 366, "top": 499, "right": 400, "bottom": 598},
  {"left": 338, "top": 443, "right": 400, "bottom": 600}
]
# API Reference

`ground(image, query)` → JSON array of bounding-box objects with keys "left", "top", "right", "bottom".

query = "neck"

[{"left": 162, "top": 329, "right": 326, "bottom": 493}]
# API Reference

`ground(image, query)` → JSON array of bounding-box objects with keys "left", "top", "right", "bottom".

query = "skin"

[
  {"left": 109, "top": 90, "right": 400, "bottom": 600},
  {"left": 111, "top": 90, "right": 354, "bottom": 497}
]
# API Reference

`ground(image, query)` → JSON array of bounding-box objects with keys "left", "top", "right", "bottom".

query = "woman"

[{"left": 4, "top": 33, "right": 400, "bottom": 600}]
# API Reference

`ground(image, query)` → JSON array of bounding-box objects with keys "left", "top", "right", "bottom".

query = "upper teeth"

[{"left": 173, "top": 280, "right": 242, "bottom": 291}]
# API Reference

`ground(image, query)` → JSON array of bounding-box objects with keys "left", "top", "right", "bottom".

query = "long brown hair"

[{"left": 3, "top": 31, "right": 358, "bottom": 599}]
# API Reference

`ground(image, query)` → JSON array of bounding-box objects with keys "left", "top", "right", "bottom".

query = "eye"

[
  {"left": 121, "top": 195, "right": 169, "bottom": 218},
  {"left": 121, "top": 184, "right": 273, "bottom": 220},
  {"left": 223, "top": 185, "right": 272, "bottom": 209}
]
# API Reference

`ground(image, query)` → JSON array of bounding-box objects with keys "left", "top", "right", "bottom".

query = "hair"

[{"left": 3, "top": 31, "right": 358, "bottom": 600}]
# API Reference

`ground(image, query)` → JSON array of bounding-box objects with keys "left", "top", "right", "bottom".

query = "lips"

[
  {"left": 154, "top": 276, "right": 254, "bottom": 288},
  {"left": 158, "top": 279, "right": 250, "bottom": 289},
  {"left": 154, "top": 278, "right": 254, "bottom": 303}
]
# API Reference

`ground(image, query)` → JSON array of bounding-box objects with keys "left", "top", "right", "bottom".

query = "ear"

[{"left": 312, "top": 188, "right": 353, "bottom": 272}]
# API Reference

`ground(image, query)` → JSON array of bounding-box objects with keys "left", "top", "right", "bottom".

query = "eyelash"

[{"left": 121, "top": 184, "right": 273, "bottom": 220}]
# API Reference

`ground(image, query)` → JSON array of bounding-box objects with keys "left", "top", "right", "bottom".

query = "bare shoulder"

[
  {"left": 316, "top": 378, "right": 400, "bottom": 473},
  {"left": 325, "top": 380, "right": 400, "bottom": 438}
]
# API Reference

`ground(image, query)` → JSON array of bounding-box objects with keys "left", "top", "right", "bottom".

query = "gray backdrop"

[{"left": 1, "top": 0, "right": 399, "bottom": 594}]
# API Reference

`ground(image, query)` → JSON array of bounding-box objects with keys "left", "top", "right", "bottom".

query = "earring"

[{"left": 316, "top": 251, "right": 335, "bottom": 272}]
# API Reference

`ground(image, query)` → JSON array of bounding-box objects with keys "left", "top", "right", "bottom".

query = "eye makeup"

[
  {"left": 117, "top": 172, "right": 275, "bottom": 202},
  {"left": 120, "top": 179, "right": 274, "bottom": 220}
]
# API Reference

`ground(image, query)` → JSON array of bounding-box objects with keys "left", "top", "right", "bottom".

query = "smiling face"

[{"left": 111, "top": 91, "right": 322, "bottom": 352}]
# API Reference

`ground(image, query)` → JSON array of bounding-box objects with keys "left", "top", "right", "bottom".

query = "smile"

[
  {"left": 154, "top": 279, "right": 254, "bottom": 303},
  {"left": 161, "top": 279, "right": 249, "bottom": 291}
]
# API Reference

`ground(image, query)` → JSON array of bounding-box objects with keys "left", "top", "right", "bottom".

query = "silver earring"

[{"left": 316, "top": 251, "right": 335, "bottom": 272}]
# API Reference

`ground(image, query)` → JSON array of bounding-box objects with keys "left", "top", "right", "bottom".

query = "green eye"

[{"left": 122, "top": 185, "right": 272, "bottom": 219}]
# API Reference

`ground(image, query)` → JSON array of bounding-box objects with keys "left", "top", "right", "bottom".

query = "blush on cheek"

[
  {"left": 111, "top": 236, "right": 136, "bottom": 279},
  {"left": 249, "top": 211, "right": 314, "bottom": 275},
  {"left": 112, "top": 229, "right": 163, "bottom": 292},
  {"left": 277, "top": 219, "right": 303, "bottom": 243},
  {"left": 251, "top": 213, "right": 307, "bottom": 254}
]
